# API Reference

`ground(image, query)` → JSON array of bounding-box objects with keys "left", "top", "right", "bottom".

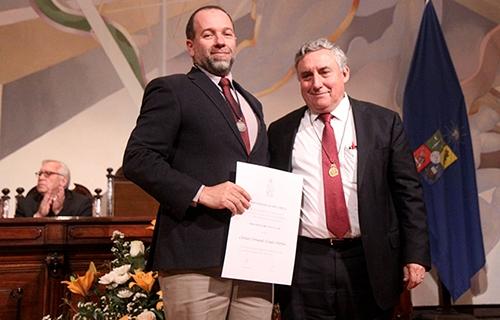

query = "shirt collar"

[
  {"left": 310, "top": 93, "right": 350, "bottom": 122},
  {"left": 195, "top": 64, "right": 234, "bottom": 88}
]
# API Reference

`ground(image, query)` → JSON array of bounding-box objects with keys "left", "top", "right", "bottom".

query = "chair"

[
  {"left": 72, "top": 183, "right": 92, "bottom": 198},
  {"left": 109, "top": 167, "right": 158, "bottom": 217}
]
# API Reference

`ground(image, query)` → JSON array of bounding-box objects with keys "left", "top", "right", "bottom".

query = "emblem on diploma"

[{"left": 329, "top": 163, "right": 339, "bottom": 177}]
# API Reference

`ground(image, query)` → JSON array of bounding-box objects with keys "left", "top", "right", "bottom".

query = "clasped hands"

[{"left": 35, "top": 187, "right": 65, "bottom": 217}]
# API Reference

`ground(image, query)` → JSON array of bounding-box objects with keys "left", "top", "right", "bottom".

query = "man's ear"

[
  {"left": 186, "top": 39, "right": 195, "bottom": 57},
  {"left": 60, "top": 176, "right": 68, "bottom": 189},
  {"left": 342, "top": 65, "right": 350, "bottom": 83}
]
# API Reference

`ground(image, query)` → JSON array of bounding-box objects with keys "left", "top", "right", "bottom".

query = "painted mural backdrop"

[{"left": 0, "top": 0, "right": 498, "bottom": 305}]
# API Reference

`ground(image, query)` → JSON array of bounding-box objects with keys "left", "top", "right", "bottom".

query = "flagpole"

[
  {"left": 416, "top": 280, "right": 475, "bottom": 320},
  {"left": 437, "top": 280, "right": 452, "bottom": 311}
]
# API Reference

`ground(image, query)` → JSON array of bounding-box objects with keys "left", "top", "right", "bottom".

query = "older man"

[
  {"left": 268, "top": 38, "right": 430, "bottom": 319},
  {"left": 16, "top": 160, "right": 92, "bottom": 217}
]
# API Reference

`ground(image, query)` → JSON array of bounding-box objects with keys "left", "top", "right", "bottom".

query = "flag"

[{"left": 403, "top": 1, "right": 485, "bottom": 301}]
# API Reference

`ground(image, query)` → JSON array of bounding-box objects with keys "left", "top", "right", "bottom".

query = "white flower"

[
  {"left": 114, "top": 264, "right": 131, "bottom": 275},
  {"left": 98, "top": 272, "right": 115, "bottom": 285},
  {"left": 112, "top": 230, "right": 124, "bottom": 240},
  {"left": 133, "top": 292, "right": 148, "bottom": 300},
  {"left": 114, "top": 273, "right": 131, "bottom": 285},
  {"left": 130, "top": 240, "right": 145, "bottom": 257},
  {"left": 117, "top": 288, "right": 134, "bottom": 298},
  {"left": 98, "top": 264, "right": 131, "bottom": 285},
  {"left": 137, "top": 310, "right": 156, "bottom": 320}
]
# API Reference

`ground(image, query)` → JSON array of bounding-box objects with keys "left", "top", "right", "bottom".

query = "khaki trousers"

[{"left": 159, "top": 269, "right": 273, "bottom": 320}]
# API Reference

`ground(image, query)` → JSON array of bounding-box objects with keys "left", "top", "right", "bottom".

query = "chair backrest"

[
  {"left": 72, "top": 183, "right": 92, "bottom": 199},
  {"left": 24, "top": 184, "right": 93, "bottom": 199},
  {"left": 112, "top": 167, "right": 158, "bottom": 217}
]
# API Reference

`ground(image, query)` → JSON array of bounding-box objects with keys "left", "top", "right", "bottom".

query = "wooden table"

[{"left": 0, "top": 216, "right": 154, "bottom": 320}]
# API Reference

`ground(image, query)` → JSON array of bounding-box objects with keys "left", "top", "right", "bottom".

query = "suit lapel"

[
  {"left": 349, "top": 98, "right": 369, "bottom": 189},
  {"left": 187, "top": 68, "right": 249, "bottom": 153}
]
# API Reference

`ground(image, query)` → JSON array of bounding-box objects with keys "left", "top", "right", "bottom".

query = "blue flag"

[{"left": 403, "top": 1, "right": 485, "bottom": 301}]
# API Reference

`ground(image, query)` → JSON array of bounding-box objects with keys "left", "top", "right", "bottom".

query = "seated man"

[{"left": 16, "top": 160, "right": 92, "bottom": 217}]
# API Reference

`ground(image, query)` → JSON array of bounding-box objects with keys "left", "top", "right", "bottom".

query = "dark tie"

[
  {"left": 318, "top": 113, "right": 350, "bottom": 238},
  {"left": 219, "top": 77, "right": 251, "bottom": 154}
]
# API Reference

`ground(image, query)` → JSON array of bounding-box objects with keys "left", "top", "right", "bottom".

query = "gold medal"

[{"left": 328, "top": 163, "right": 339, "bottom": 177}]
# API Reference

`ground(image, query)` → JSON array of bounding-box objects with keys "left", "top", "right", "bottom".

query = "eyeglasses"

[{"left": 35, "top": 171, "right": 64, "bottom": 178}]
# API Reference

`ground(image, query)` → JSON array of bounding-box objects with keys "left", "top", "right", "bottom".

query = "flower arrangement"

[{"left": 43, "top": 229, "right": 164, "bottom": 320}]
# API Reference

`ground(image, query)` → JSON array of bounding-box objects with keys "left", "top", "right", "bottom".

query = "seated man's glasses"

[{"left": 35, "top": 171, "right": 64, "bottom": 178}]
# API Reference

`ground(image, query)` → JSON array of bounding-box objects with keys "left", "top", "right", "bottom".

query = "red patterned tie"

[
  {"left": 318, "top": 113, "right": 350, "bottom": 238},
  {"left": 219, "top": 77, "right": 251, "bottom": 154}
]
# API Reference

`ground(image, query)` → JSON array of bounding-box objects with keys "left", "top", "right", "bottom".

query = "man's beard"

[{"left": 199, "top": 56, "right": 234, "bottom": 76}]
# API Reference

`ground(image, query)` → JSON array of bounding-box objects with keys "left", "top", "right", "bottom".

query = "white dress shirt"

[{"left": 292, "top": 94, "right": 360, "bottom": 238}]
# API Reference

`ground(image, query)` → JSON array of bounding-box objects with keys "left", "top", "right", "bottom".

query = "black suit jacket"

[
  {"left": 268, "top": 97, "right": 430, "bottom": 309},
  {"left": 123, "top": 67, "right": 269, "bottom": 271},
  {"left": 15, "top": 189, "right": 92, "bottom": 217}
]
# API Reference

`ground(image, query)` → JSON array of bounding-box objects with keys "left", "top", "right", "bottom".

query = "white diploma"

[{"left": 222, "top": 162, "right": 303, "bottom": 285}]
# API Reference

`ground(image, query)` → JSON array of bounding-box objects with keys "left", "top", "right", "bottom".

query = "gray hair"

[
  {"left": 42, "top": 159, "right": 71, "bottom": 188},
  {"left": 294, "top": 38, "right": 348, "bottom": 70}
]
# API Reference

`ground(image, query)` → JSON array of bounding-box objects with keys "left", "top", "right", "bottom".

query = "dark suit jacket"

[
  {"left": 15, "top": 189, "right": 92, "bottom": 217},
  {"left": 123, "top": 67, "right": 269, "bottom": 271},
  {"left": 267, "top": 97, "right": 430, "bottom": 309}
]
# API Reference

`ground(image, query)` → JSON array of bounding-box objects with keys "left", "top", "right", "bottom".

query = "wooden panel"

[
  {"left": 113, "top": 180, "right": 159, "bottom": 217},
  {"left": 0, "top": 263, "right": 46, "bottom": 320},
  {"left": 0, "top": 226, "right": 44, "bottom": 245},
  {"left": 0, "top": 217, "right": 154, "bottom": 319},
  {"left": 67, "top": 223, "right": 152, "bottom": 243}
]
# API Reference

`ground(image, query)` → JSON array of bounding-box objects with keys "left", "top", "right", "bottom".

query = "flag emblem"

[{"left": 413, "top": 130, "right": 457, "bottom": 184}]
